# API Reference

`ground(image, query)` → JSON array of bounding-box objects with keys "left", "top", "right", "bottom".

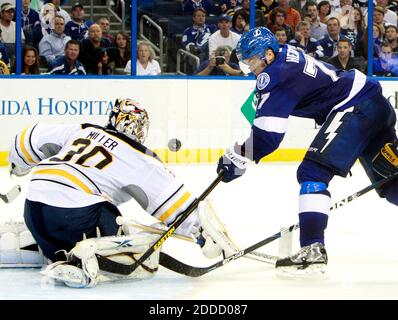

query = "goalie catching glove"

[
  {"left": 372, "top": 141, "right": 398, "bottom": 179},
  {"left": 217, "top": 143, "right": 250, "bottom": 183}
]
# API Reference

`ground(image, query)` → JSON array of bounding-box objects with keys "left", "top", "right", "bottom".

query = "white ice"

[{"left": 1, "top": 163, "right": 398, "bottom": 300}]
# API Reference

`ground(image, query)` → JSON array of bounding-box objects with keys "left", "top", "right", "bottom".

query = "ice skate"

[{"left": 275, "top": 242, "right": 328, "bottom": 279}]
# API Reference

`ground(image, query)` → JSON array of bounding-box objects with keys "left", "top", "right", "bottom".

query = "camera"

[{"left": 215, "top": 56, "right": 225, "bottom": 66}]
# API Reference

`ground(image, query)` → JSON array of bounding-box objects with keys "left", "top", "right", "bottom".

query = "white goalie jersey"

[{"left": 9, "top": 123, "right": 195, "bottom": 226}]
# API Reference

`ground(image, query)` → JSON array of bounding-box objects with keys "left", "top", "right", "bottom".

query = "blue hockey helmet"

[{"left": 236, "top": 27, "right": 279, "bottom": 62}]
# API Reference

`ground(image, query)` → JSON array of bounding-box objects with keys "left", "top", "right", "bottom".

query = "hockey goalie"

[{"left": 2, "top": 98, "right": 239, "bottom": 287}]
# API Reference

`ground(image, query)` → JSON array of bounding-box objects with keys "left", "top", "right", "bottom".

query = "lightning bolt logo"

[{"left": 320, "top": 107, "right": 353, "bottom": 153}]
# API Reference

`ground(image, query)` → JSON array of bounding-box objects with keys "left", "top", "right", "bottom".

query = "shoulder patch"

[{"left": 256, "top": 72, "right": 270, "bottom": 90}]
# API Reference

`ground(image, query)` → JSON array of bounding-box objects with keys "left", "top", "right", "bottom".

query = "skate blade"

[{"left": 276, "top": 264, "right": 328, "bottom": 280}]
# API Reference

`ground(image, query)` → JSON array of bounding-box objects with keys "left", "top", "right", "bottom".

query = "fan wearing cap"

[
  {"left": 0, "top": 3, "right": 25, "bottom": 58},
  {"left": 65, "top": 3, "right": 94, "bottom": 41},
  {"left": 208, "top": 14, "right": 241, "bottom": 57}
]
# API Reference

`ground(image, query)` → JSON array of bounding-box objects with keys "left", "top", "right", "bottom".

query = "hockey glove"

[
  {"left": 372, "top": 141, "right": 398, "bottom": 178},
  {"left": 9, "top": 163, "right": 31, "bottom": 177},
  {"left": 217, "top": 144, "right": 250, "bottom": 183}
]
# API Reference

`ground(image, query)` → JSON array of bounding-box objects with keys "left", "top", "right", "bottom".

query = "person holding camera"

[{"left": 195, "top": 45, "right": 242, "bottom": 75}]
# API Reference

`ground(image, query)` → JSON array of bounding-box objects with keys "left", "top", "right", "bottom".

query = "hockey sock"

[{"left": 298, "top": 182, "right": 330, "bottom": 247}]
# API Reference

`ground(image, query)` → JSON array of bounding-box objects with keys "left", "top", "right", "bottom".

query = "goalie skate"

[
  {"left": 42, "top": 230, "right": 160, "bottom": 288},
  {"left": 275, "top": 242, "right": 328, "bottom": 279}
]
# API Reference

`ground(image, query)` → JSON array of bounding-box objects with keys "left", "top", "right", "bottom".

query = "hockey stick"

[
  {"left": 159, "top": 171, "right": 398, "bottom": 276},
  {"left": 96, "top": 172, "right": 225, "bottom": 275},
  {"left": 116, "top": 216, "right": 278, "bottom": 264},
  {"left": 0, "top": 185, "right": 21, "bottom": 203}
]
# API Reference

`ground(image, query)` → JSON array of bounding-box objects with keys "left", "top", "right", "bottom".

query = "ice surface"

[{"left": 1, "top": 163, "right": 398, "bottom": 300}]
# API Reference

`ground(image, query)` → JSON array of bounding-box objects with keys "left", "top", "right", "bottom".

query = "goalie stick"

[
  {"left": 158, "top": 171, "right": 398, "bottom": 276},
  {"left": 0, "top": 185, "right": 21, "bottom": 203},
  {"left": 96, "top": 172, "right": 225, "bottom": 275}
]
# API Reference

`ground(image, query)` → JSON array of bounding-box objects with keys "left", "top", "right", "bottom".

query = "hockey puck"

[{"left": 168, "top": 138, "right": 182, "bottom": 152}]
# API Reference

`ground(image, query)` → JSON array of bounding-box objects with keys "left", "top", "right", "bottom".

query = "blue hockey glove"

[{"left": 217, "top": 145, "right": 250, "bottom": 183}]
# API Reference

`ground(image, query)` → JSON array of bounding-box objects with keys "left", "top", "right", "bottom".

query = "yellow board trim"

[
  {"left": 34, "top": 168, "right": 93, "bottom": 194},
  {"left": 158, "top": 191, "right": 191, "bottom": 222},
  {"left": 0, "top": 149, "right": 307, "bottom": 166},
  {"left": 19, "top": 127, "right": 37, "bottom": 165}
]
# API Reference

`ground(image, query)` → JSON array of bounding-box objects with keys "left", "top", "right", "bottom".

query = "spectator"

[
  {"left": 328, "top": 38, "right": 366, "bottom": 72},
  {"left": 126, "top": 40, "right": 161, "bottom": 75},
  {"left": 95, "top": 48, "right": 113, "bottom": 75},
  {"left": 385, "top": 25, "right": 398, "bottom": 52},
  {"left": 319, "top": 17, "right": 348, "bottom": 57},
  {"left": 21, "top": 0, "right": 40, "bottom": 46},
  {"left": 274, "top": 26, "right": 288, "bottom": 45},
  {"left": 78, "top": 24, "right": 111, "bottom": 74},
  {"left": 335, "top": 0, "right": 355, "bottom": 30},
  {"left": 208, "top": 14, "right": 241, "bottom": 57},
  {"left": 183, "top": 0, "right": 215, "bottom": 16},
  {"left": 373, "top": 42, "right": 398, "bottom": 76},
  {"left": 19, "top": 45, "right": 40, "bottom": 74},
  {"left": 352, "top": 7, "right": 365, "bottom": 48},
  {"left": 306, "top": 2, "right": 327, "bottom": 40},
  {"left": 215, "top": 0, "right": 231, "bottom": 15},
  {"left": 289, "top": 0, "right": 311, "bottom": 19},
  {"left": 196, "top": 45, "right": 242, "bottom": 75},
  {"left": 256, "top": 0, "right": 278, "bottom": 19},
  {"left": 34, "top": 2, "right": 56, "bottom": 46},
  {"left": 376, "top": 0, "right": 397, "bottom": 27},
  {"left": 241, "top": 0, "right": 266, "bottom": 27},
  {"left": 226, "top": 0, "right": 239, "bottom": 16},
  {"left": 289, "top": 21, "right": 324, "bottom": 58},
  {"left": 97, "top": 17, "right": 115, "bottom": 45},
  {"left": 107, "top": 31, "right": 131, "bottom": 69},
  {"left": 277, "top": 0, "right": 301, "bottom": 30},
  {"left": 0, "top": 3, "right": 25, "bottom": 58},
  {"left": 47, "top": 39, "right": 86, "bottom": 74},
  {"left": 268, "top": 7, "right": 294, "bottom": 41},
  {"left": 181, "top": 7, "right": 217, "bottom": 61},
  {"left": 231, "top": 9, "right": 249, "bottom": 35},
  {"left": 317, "top": 1, "right": 331, "bottom": 24},
  {"left": 40, "top": 0, "right": 71, "bottom": 27},
  {"left": 355, "top": 24, "right": 384, "bottom": 59},
  {"left": 373, "top": 6, "right": 386, "bottom": 35},
  {"left": 0, "top": 60, "right": 10, "bottom": 74},
  {"left": 64, "top": 3, "right": 94, "bottom": 41},
  {"left": 0, "top": 30, "right": 10, "bottom": 66},
  {"left": 39, "top": 15, "right": 71, "bottom": 64}
]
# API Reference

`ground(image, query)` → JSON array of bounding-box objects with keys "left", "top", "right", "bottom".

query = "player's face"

[
  {"left": 337, "top": 42, "right": 351, "bottom": 58},
  {"left": 241, "top": 55, "right": 266, "bottom": 75}
]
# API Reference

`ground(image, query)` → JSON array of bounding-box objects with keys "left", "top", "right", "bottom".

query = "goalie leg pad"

[
  {"left": 0, "top": 220, "right": 47, "bottom": 268},
  {"left": 197, "top": 199, "right": 240, "bottom": 259},
  {"left": 42, "top": 231, "right": 160, "bottom": 288}
]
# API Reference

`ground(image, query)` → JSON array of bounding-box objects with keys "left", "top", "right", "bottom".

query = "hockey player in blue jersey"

[{"left": 217, "top": 26, "right": 398, "bottom": 276}]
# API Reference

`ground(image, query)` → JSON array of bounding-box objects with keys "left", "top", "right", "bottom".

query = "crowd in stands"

[
  {"left": 0, "top": 0, "right": 132, "bottom": 75},
  {"left": 0, "top": 0, "right": 397, "bottom": 76}
]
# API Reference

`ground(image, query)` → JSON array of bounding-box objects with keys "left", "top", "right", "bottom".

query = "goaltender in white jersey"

[{"left": 5, "top": 98, "right": 238, "bottom": 287}]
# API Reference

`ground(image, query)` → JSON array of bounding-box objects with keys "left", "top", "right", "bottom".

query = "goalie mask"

[{"left": 107, "top": 99, "right": 150, "bottom": 144}]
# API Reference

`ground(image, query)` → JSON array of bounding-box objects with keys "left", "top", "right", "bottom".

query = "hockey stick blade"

[
  {"left": 96, "top": 172, "right": 225, "bottom": 276},
  {"left": 0, "top": 185, "right": 21, "bottom": 203},
  {"left": 158, "top": 171, "right": 398, "bottom": 277}
]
